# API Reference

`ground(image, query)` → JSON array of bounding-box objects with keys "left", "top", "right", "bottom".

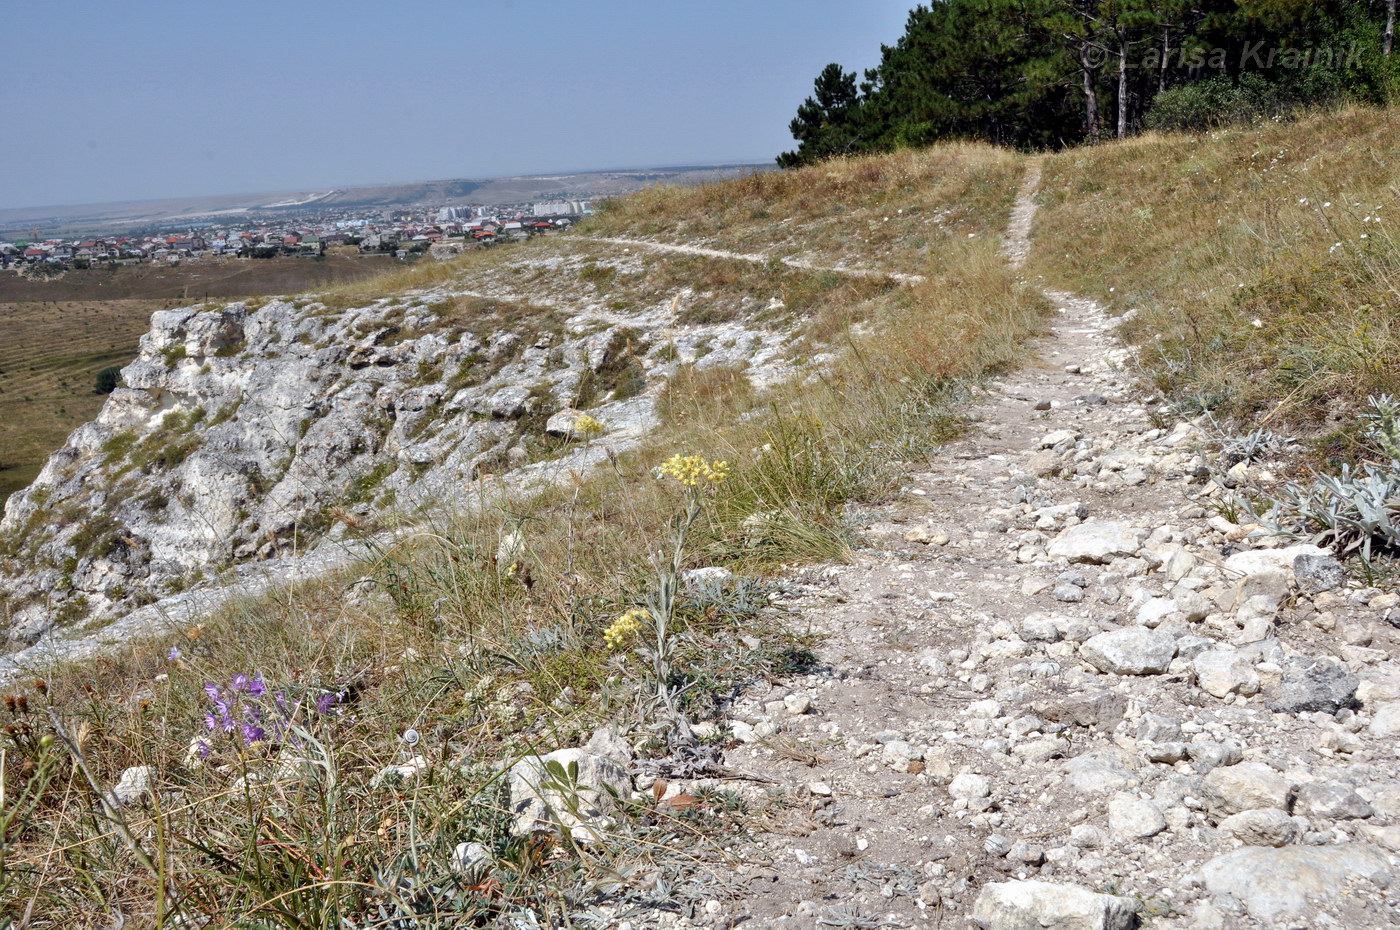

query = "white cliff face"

[{"left": 0, "top": 260, "right": 799, "bottom": 645}]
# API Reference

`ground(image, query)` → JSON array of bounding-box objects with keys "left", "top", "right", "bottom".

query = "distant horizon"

[{"left": 0, "top": 156, "right": 775, "bottom": 216}]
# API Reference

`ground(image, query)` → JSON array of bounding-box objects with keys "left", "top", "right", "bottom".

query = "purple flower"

[
  {"left": 314, "top": 692, "right": 337, "bottom": 714},
  {"left": 167, "top": 646, "right": 182, "bottom": 660},
  {"left": 196, "top": 740, "right": 211, "bottom": 759},
  {"left": 204, "top": 712, "right": 217, "bottom": 732},
  {"left": 203, "top": 682, "right": 221, "bottom": 702},
  {"left": 230, "top": 674, "right": 250, "bottom": 693},
  {"left": 247, "top": 676, "right": 266, "bottom": 697},
  {"left": 240, "top": 722, "right": 266, "bottom": 744}
]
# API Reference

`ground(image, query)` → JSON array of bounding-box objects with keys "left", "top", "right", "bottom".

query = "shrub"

[
  {"left": 93, "top": 366, "right": 123, "bottom": 395},
  {"left": 1144, "top": 72, "right": 1344, "bottom": 133}
]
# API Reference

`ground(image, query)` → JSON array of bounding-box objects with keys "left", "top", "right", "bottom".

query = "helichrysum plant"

[{"left": 618, "top": 454, "right": 729, "bottom": 722}]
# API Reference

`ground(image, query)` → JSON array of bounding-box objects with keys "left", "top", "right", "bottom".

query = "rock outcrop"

[{"left": 0, "top": 254, "right": 796, "bottom": 646}]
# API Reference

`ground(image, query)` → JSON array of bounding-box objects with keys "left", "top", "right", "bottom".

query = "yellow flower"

[
  {"left": 658, "top": 453, "right": 730, "bottom": 487},
  {"left": 573, "top": 413, "right": 605, "bottom": 436},
  {"left": 604, "top": 608, "right": 648, "bottom": 650}
]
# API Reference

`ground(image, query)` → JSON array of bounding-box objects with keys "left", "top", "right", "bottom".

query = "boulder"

[
  {"left": 450, "top": 841, "right": 492, "bottom": 878},
  {"left": 1201, "top": 843, "right": 1391, "bottom": 924},
  {"left": 113, "top": 765, "right": 156, "bottom": 806},
  {"left": 1065, "top": 750, "right": 1133, "bottom": 795},
  {"left": 485, "top": 385, "right": 532, "bottom": 419},
  {"left": 1265, "top": 656, "right": 1357, "bottom": 714},
  {"left": 1108, "top": 794, "right": 1167, "bottom": 839},
  {"left": 680, "top": 566, "right": 734, "bottom": 592},
  {"left": 1047, "top": 521, "right": 1147, "bottom": 564},
  {"left": 507, "top": 748, "right": 633, "bottom": 845},
  {"left": 1037, "top": 690, "right": 1127, "bottom": 730},
  {"left": 1080, "top": 627, "right": 1176, "bottom": 675},
  {"left": 949, "top": 772, "right": 992, "bottom": 800},
  {"left": 1292, "top": 553, "right": 1347, "bottom": 592},
  {"left": 1040, "top": 429, "right": 1081, "bottom": 449},
  {"left": 972, "top": 880, "right": 1137, "bottom": 930},
  {"left": 1193, "top": 648, "right": 1260, "bottom": 699},
  {"left": 1218, "top": 808, "right": 1302, "bottom": 847},
  {"left": 1370, "top": 701, "right": 1400, "bottom": 738},
  {"left": 1291, "top": 782, "right": 1374, "bottom": 821},
  {"left": 544, "top": 407, "right": 604, "bottom": 439},
  {"left": 1202, "top": 762, "right": 1291, "bottom": 815},
  {"left": 1223, "top": 544, "right": 1329, "bottom": 581},
  {"left": 1135, "top": 713, "right": 1181, "bottom": 743}
]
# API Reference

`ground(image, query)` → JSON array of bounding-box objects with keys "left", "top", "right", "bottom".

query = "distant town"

[{"left": 0, "top": 198, "right": 595, "bottom": 271}]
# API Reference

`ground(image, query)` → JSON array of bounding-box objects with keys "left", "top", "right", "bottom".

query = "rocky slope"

[{"left": 0, "top": 243, "right": 822, "bottom": 649}]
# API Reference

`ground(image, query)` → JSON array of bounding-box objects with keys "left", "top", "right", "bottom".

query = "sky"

[{"left": 0, "top": 0, "right": 914, "bottom": 209}]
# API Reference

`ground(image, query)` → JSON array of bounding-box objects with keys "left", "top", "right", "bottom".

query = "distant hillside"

[{"left": 0, "top": 163, "right": 769, "bottom": 238}]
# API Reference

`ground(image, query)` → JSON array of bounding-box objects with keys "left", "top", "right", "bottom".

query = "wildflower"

[
  {"left": 230, "top": 673, "right": 250, "bottom": 692},
  {"left": 605, "top": 608, "right": 648, "bottom": 650},
  {"left": 314, "top": 692, "right": 339, "bottom": 714},
  {"left": 658, "top": 454, "right": 730, "bottom": 488},
  {"left": 573, "top": 413, "right": 605, "bottom": 436},
  {"left": 167, "top": 646, "right": 182, "bottom": 660},
  {"left": 247, "top": 675, "right": 266, "bottom": 697},
  {"left": 240, "top": 722, "right": 267, "bottom": 745}
]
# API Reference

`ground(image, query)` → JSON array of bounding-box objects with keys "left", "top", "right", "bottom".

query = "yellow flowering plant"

[
  {"left": 657, "top": 454, "right": 729, "bottom": 488},
  {"left": 623, "top": 452, "right": 730, "bottom": 718},
  {"left": 573, "top": 413, "right": 605, "bottom": 437},
  {"left": 604, "top": 608, "right": 648, "bottom": 650}
]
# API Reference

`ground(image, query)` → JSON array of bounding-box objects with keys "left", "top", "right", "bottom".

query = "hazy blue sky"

[{"left": 0, "top": 0, "right": 914, "bottom": 209}]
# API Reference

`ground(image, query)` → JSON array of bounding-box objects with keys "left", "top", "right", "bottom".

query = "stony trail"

[
  {"left": 583, "top": 236, "right": 928, "bottom": 284},
  {"left": 674, "top": 167, "right": 1400, "bottom": 929}
]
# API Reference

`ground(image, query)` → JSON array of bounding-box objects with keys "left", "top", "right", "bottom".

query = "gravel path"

[
  {"left": 583, "top": 236, "right": 928, "bottom": 284},
  {"left": 681, "top": 166, "right": 1400, "bottom": 929}
]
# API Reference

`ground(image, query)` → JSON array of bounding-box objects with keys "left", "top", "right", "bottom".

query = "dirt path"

[
  {"left": 582, "top": 235, "right": 927, "bottom": 284},
  {"left": 688, "top": 167, "right": 1400, "bottom": 929}
]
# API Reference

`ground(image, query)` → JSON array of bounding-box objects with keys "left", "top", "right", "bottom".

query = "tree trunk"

[
  {"left": 1081, "top": 46, "right": 1101, "bottom": 142},
  {"left": 1160, "top": 26, "right": 1170, "bottom": 93},
  {"left": 1117, "top": 26, "right": 1130, "bottom": 139},
  {"left": 1386, "top": 0, "right": 1395, "bottom": 56}
]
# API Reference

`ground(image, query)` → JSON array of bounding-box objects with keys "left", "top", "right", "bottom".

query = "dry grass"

[
  {"left": 0, "top": 255, "right": 388, "bottom": 303},
  {"left": 557, "top": 243, "right": 903, "bottom": 326},
  {"left": 582, "top": 142, "right": 1024, "bottom": 274},
  {"left": 1030, "top": 104, "right": 1400, "bottom": 440},
  {"left": 0, "top": 299, "right": 171, "bottom": 505},
  {"left": 315, "top": 238, "right": 564, "bottom": 307}
]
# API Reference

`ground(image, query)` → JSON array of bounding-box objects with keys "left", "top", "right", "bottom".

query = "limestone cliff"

[{"left": 0, "top": 248, "right": 793, "bottom": 645}]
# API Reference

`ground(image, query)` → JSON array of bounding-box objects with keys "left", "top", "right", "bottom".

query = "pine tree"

[{"left": 776, "top": 63, "right": 865, "bottom": 167}]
